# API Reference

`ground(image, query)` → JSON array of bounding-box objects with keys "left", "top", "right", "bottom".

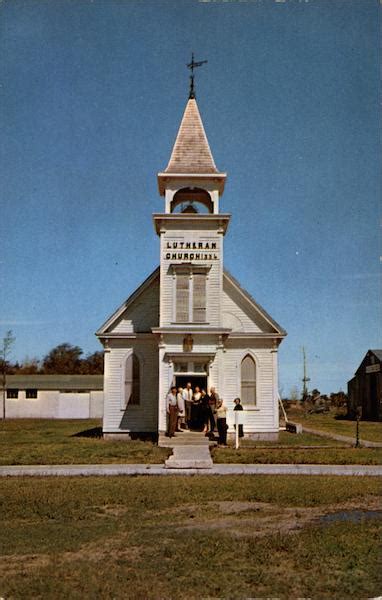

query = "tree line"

[{"left": 2, "top": 343, "right": 104, "bottom": 375}]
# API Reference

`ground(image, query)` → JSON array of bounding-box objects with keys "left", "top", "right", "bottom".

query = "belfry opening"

[{"left": 171, "top": 188, "right": 213, "bottom": 214}]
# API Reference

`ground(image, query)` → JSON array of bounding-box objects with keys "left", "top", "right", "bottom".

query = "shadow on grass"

[
  {"left": 71, "top": 428, "right": 159, "bottom": 443},
  {"left": 71, "top": 427, "right": 103, "bottom": 439}
]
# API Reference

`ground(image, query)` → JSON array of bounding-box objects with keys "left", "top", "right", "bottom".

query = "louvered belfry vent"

[
  {"left": 192, "top": 273, "right": 206, "bottom": 322},
  {"left": 175, "top": 270, "right": 207, "bottom": 323}
]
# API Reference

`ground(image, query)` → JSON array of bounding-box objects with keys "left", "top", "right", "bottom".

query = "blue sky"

[{"left": 1, "top": 0, "right": 380, "bottom": 395}]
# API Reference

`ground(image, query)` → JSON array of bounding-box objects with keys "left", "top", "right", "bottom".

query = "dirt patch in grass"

[{"left": 173, "top": 496, "right": 382, "bottom": 539}]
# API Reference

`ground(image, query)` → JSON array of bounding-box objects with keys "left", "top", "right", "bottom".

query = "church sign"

[{"left": 164, "top": 240, "right": 219, "bottom": 261}]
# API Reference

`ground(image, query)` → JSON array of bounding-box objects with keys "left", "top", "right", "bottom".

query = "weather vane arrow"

[{"left": 187, "top": 52, "right": 208, "bottom": 99}]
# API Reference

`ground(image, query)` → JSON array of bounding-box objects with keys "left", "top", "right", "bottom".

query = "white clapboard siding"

[
  {"left": 222, "top": 276, "right": 275, "bottom": 333},
  {"left": 220, "top": 346, "right": 278, "bottom": 432},
  {"left": 103, "top": 339, "right": 158, "bottom": 433},
  {"left": 111, "top": 277, "right": 160, "bottom": 334}
]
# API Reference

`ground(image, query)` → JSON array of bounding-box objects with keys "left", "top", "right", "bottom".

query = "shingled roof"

[{"left": 164, "top": 98, "right": 220, "bottom": 174}]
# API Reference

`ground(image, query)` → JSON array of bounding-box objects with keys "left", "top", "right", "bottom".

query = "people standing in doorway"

[
  {"left": 216, "top": 398, "right": 228, "bottom": 446},
  {"left": 200, "top": 389, "right": 211, "bottom": 433},
  {"left": 233, "top": 397, "right": 244, "bottom": 438},
  {"left": 177, "top": 387, "right": 185, "bottom": 431},
  {"left": 209, "top": 387, "right": 219, "bottom": 432},
  {"left": 166, "top": 386, "right": 179, "bottom": 438},
  {"left": 191, "top": 386, "right": 202, "bottom": 430},
  {"left": 201, "top": 389, "right": 215, "bottom": 434},
  {"left": 182, "top": 382, "right": 193, "bottom": 428}
]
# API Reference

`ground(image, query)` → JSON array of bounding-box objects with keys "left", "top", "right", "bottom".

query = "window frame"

[
  {"left": 121, "top": 352, "right": 141, "bottom": 410},
  {"left": 172, "top": 265, "right": 209, "bottom": 324},
  {"left": 241, "top": 354, "right": 257, "bottom": 406}
]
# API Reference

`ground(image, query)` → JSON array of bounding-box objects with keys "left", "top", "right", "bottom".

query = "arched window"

[
  {"left": 241, "top": 355, "right": 256, "bottom": 405},
  {"left": 123, "top": 353, "right": 140, "bottom": 408}
]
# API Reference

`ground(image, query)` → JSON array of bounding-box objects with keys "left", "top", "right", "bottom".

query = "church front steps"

[
  {"left": 164, "top": 444, "right": 213, "bottom": 469},
  {"left": 159, "top": 430, "right": 214, "bottom": 469},
  {"left": 158, "top": 430, "right": 214, "bottom": 448}
]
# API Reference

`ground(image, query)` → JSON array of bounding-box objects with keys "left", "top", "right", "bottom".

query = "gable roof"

[
  {"left": 163, "top": 98, "right": 221, "bottom": 175},
  {"left": 223, "top": 269, "right": 287, "bottom": 336},
  {"left": 96, "top": 267, "right": 160, "bottom": 336},
  {"left": 97, "top": 266, "right": 286, "bottom": 339},
  {"left": 354, "top": 349, "right": 382, "bottom": 375}
]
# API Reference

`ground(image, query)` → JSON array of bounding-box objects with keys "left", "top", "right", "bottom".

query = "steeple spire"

[
  {"left": 187, "top": 53, "right": 207, "bottom": 99},
  {"left": 163, "top": 97, "right": 219, "bottom": 175}
]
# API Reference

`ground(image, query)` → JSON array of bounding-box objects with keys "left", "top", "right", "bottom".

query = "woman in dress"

[
  {"left": 215, "top": 398, "right": 228, "bottom": 446},
  {"left": 191, "top": 386, "right": 202, "bottom": 430}
]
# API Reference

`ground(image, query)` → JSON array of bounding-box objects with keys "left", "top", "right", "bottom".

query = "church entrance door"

[
  {"left": 175, "top": 375, "right": 207, "bottom": 391},
  {"left": 175, "top": 375, "right": 208, "bottom": 432}
]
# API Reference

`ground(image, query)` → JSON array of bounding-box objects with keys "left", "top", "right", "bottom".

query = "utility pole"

[{"left": 301, "top": 346, "right": 310, "bottom": 402}]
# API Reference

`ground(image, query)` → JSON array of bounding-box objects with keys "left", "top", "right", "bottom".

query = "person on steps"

[
  {"left": 216, "top": 398, "right": 228, "bottom": 446},
  {"left": 166, "top": 386, "right": 179, "bottom": 438}
]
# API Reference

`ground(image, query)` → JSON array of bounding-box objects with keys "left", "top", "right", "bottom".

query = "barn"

[
  {"left": 348, "top": 350, "right": 382, "bottom": 421},
  {"left": 97, "top": 91, "right": 287, "bottom": 442}
]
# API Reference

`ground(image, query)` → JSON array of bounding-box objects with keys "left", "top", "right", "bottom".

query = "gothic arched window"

[
  {"left": 241, "top": 355, "right": 256, "bottom": 405},
  {"left": 123, "top": 353, "right": 140, "bottom": 408}
]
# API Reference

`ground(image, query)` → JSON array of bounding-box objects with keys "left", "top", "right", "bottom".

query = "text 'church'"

[{"left": 96, "top": 86, "right": 286, "bottom": 442}]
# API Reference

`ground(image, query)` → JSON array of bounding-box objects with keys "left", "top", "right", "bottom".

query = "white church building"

[{"left": 96, "top": 90, "right": 286, "bottom": 442}]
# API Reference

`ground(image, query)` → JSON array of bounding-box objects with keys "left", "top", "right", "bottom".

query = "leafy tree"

[
  {"left": 41, "top": 343, "right": 83, "bottom": 374},
  {"left": 80, "top": 351, "right": 104, "bottom": 374},
  {"left": 330, "top": 390, "right": 348, "bottom": 408},
  {"left": 16, "top": 357, "right": 40, "bottom": 374}
]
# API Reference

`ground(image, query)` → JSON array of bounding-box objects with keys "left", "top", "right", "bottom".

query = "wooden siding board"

[{"left": 103, "top": 339, "right": 158, "bottom": 432}]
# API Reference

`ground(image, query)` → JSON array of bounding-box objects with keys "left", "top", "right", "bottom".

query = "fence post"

[{"left": 355, "top": 406, "right": 362, "bottom": 448}]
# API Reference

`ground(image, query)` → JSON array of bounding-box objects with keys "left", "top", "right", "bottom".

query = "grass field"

[
  {"left": 212, "top": 445, "right": 382, "bottom": 464},
  {"left": 285, "top": 408, "right": 382, "bottom": 443},
  {"left": 1, "top": 419, "right": 381, "bottom": 465},
  {"left": 0, "top": 419, "right": 170, "bottom": 465},
  {"left": 0, "top": 475, "right": 381, "bottom": 599}
]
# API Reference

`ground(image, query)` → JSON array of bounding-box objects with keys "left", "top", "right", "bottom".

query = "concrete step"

[
  {"left": 158, "top": 430, "right": 215, "bottom": 448},
  {"left": 165, "top": 444, "right": 213, "bottom": 469}
]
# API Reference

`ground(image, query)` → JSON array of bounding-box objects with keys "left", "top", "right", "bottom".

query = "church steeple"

[
  {"left": 164, "top": 98, "right": 220, "bottom": 175},
  {"left": 157, "top": 96, "right": 226, "bottom": 204}
]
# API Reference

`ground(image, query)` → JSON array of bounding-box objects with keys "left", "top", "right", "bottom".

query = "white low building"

[
  {"left": 97, "top": 92, "right": 286, "bottom": 441},
  {"left": 3, "top": 375, "right": 103, "bottom": 419}
]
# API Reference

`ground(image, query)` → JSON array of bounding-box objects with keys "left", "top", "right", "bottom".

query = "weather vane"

[{"left": 187, "top": 52, "right": 208, "bottom": 99}]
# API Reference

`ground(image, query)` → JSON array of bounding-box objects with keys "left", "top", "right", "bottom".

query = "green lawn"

[
  {"left": 285, "top": 408, "right": 382, "bottom": 443},
  {"left": 0, "top": 419, "right": 169, "bottom": 465},
  {"left": 1, "top": 419, "right": 381, "bottom": 465},
  {"left": 0, "top": 476, "right": 381, "bottom": 599},
  {"left": 212, "top": 445, "right": 382, "bottom": 464}
]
